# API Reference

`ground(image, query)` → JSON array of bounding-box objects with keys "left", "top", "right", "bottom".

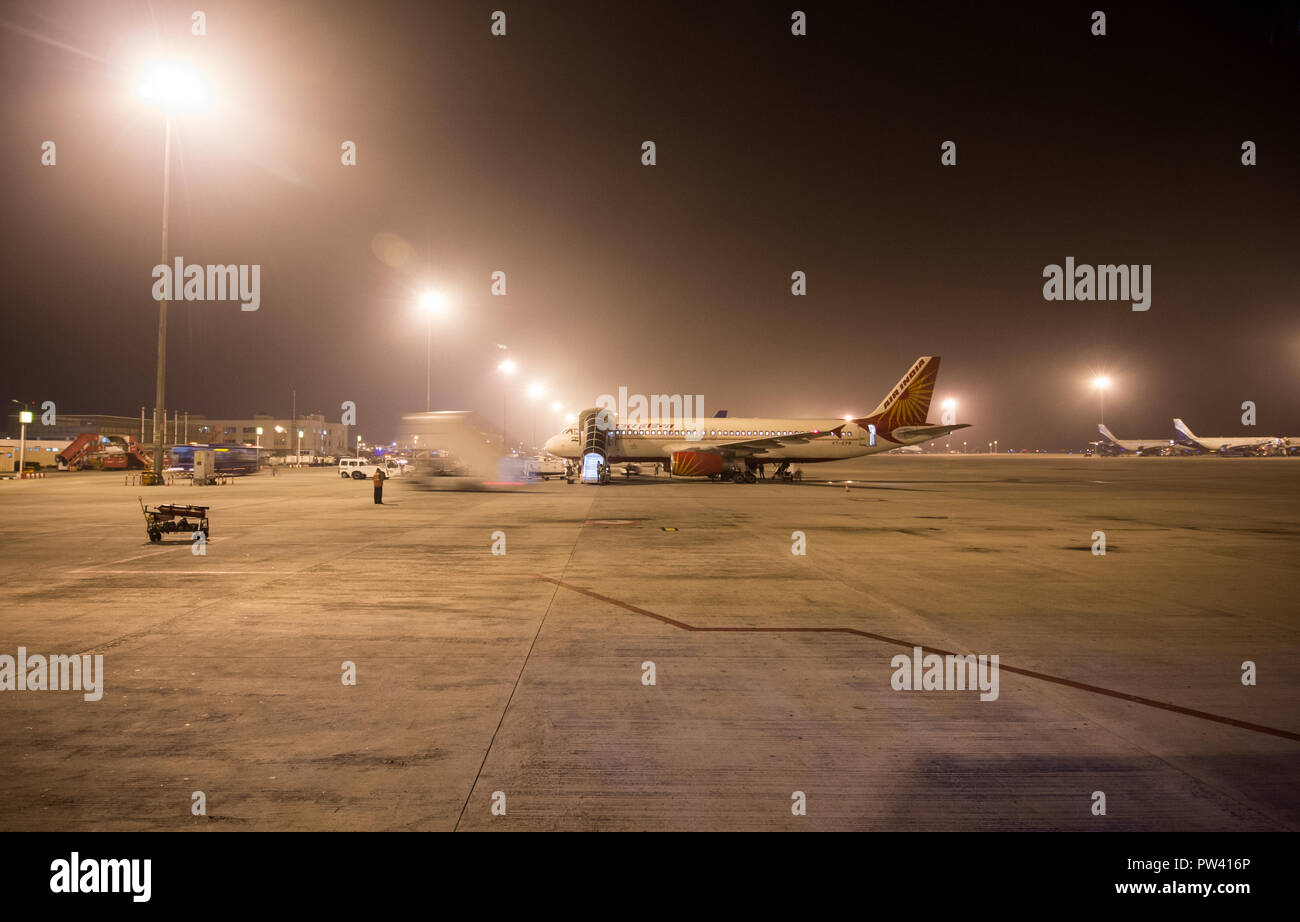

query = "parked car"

[
  {"left": 338, "top": 457, "right": 402, "bottom": 480},
  {"left": 527, "top": 455, "right": 567, "bottom": 480}
]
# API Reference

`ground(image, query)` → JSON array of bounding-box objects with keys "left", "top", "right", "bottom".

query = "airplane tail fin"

[
  {"left": 856, "top": 356, "right": 941, "bottom": 433},
  {"left": 1098, "top": 423, "right": 1120, "bottom": 443},
  {"left": 1173, "top": 418, "right": 1196, "bottom": 442}
]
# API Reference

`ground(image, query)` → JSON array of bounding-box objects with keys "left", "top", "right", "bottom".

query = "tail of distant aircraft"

[
  {"left": 1173, "top": 418, "right": 1197, "bottom": 443},
  {"left": 1098, "top": 423, "right": 1120, "bottom": 444},
  {"left": 856, "top": 356, "right": 941, "bottom": 432}
]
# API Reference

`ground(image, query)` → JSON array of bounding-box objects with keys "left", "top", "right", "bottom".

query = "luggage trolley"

[{"left": 139, "top": 497, "right": 211, "bottom": 543}]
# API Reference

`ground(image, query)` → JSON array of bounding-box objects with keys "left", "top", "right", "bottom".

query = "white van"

[
  {"left": 526, "top": 456, "right": 567, "bottom": 480},
  {"left": 338, "top": 458, "right": 401, "bottom": 480}
]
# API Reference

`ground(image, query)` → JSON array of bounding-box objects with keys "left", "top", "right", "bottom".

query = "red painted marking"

[{"left": 534, "top": 576, "right": 1300, "bottom": 743}]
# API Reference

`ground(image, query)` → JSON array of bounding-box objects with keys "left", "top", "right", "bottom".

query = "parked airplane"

[
  {"left": 543, "top": 356, "right": 970, "bottom": 482},
  {"left": 1173, "top": 418, "right": 1288, "bottom": 456},
  {"left": 1093, "top": 424, "right": 1173, "bottom": 456}
]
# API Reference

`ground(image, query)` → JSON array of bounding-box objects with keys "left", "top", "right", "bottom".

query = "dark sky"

[{"left": 3, "top": 0, "right": 1299, "bottom": 446}]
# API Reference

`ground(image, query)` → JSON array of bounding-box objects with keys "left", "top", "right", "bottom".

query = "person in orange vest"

[{"left": 372, "top": 468, "right": 384, "bottom": 504}]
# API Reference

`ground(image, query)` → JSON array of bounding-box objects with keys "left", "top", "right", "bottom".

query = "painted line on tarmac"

[
  {"left": 69, "top": 550, "right": 174, "bottom": 571},
  {"left": 69, "top": 569, "right": 285, "bottom": 576},
  {"left": 535, "top": 576, "right": 1300, "bottom": 744},
  {"left": 69, "top": 539, "right": 228, "bottom": 572}
]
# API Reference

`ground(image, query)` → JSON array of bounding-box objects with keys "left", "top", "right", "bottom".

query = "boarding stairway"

[
  {"left": 56, "top": 433, "right": 153, "bottom": 471},
  {"left": 577, "top": 408, "right": 612, "bottom": 484},
  {"left": 56, "top": 433, "right": 99, "bottom": 469}
]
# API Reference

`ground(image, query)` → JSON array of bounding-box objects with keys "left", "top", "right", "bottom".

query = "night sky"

[{"left": 3, "top": 0, "right": 1299, "bottom": 446}]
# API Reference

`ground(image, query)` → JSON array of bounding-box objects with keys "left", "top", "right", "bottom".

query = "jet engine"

[{"left": 670, "top": 451, "right": 723, "bottom": 477}]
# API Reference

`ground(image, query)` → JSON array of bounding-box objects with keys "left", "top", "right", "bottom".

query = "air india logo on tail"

[{"left": 857, "top": 357, "right": 940, "bottom": 433}]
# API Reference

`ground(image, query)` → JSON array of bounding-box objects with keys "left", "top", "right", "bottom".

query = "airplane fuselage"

[
  {"left": 545, "top": 417, "right": 923, "bottom": 464},
  {"left": 1099, "top": 439, "right": 1171, "bottom": 455}
]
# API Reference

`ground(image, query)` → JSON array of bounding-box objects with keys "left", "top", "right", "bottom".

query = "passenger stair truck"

[
  {"left": 577, "top": 407, "right": 612, "bottom": 484},
  {"left": 57, "top": 433, "right": 99, "bottom": 470},
  {"left": 58, "top": 433, "right": 152, "bottom": 471},
  {"left": 121, "top": 436, "right": 152, "bottom": 469}
]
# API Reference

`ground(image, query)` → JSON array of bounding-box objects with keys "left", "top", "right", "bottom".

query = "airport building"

[
  {"left": 3, "top": 412, "right": 144, "bottom": 442},
  {"left": 187, "top": 414, "right": 349, "bottom": 457},
  {"left": 0, "top": 439, "right": 72, "bottom": 472},
  {"left": 3, "top": 411, "right": 349, "bottom": 458}
]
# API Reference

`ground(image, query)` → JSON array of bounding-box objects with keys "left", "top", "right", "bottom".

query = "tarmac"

[{"left": 0, "top": 455, "right": 1297, "bottom": 830}]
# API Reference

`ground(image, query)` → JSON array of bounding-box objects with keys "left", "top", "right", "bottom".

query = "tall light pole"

[
  {"left": 418, "top": 292, "right": 447, "bottom": 412},
  {"left": 19, "top": 410, "right": 30, "bottom": 475},
  {"left": 138, "top": 62, "right": 208, "bottom": 483},
  {"left": 498, "top": 358, "right": 516, "bottom": 451},
  {"left": 548, "top": 400, "right": 562, "bottom": 449},
  {"left": 297, "top": 429, "right": 303, "bottom": 464},
  {"left": 150, "top": 112, "right": 171, "bottom": 481},
  {"left": 527, "top": 381, "right": 546, "bottom": 448},
  {"left": 11, "top": 401, "right": 31, "bottom": 477},
  {"left": 1091, "top": 375, "right": 1111, "bottom": 424}
]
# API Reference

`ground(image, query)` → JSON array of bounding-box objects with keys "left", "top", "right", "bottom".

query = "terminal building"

[
  {"left": 0, "top": 439, "right": 72, "bottom": 472},
  {"left": 187, "top": 414, "right": 349, "bottom": 457},
  {"left": 3, "top": 412, "right": 143, "bottom": 442},
  {"left": 3, "top": 411, "right": 350, "bottom": 459}
]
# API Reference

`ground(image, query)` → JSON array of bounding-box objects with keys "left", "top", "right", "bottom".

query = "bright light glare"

[
  {"left": 1092, "top": 375, "right": 1112, "bottom": 390},
  {"left": 527, "top": 381, "right": 546, "bottom": 399},
  {"left": 498, "top": 359, "right": 517, "bottom": 375},
  {"left": 550, "top": 400, "right": 562, "bottom": 412},
  {"left": 941, "top": 398, "right": 956, "bottom": 410},
  {"left": 418, "top": 291, "right": 447, "bottom": 314},
  {"left": 137, "top": 62, "right": 209, "bottom": 108}
]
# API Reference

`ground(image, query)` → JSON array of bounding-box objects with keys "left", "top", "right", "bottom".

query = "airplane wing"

[
  {"left": 891, "top": 423, "right": 971, "bottom": 441},
  {"left": 675, "top": 424, "right": 844, "bottom": 457},
  {"left": 1216, "top": 438, "right": 1277, "bottom": 452}
]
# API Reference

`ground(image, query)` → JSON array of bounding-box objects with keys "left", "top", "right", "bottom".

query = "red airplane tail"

[{"left": 855, "top": 356, "right": 941, "bottom": 432}]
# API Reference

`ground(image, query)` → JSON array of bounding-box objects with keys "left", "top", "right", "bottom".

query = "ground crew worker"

[{"left": 373, "top": 468, "right": 383, "bottom": 504}]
